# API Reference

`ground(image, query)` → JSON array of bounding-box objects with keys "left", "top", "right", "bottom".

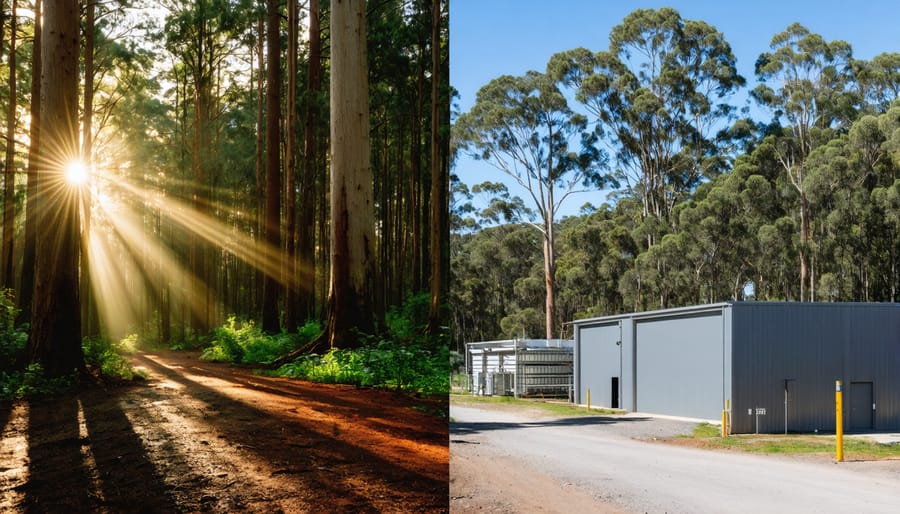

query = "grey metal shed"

[{"left": 572, "top": 302, "right": 900, "bottom": 434}]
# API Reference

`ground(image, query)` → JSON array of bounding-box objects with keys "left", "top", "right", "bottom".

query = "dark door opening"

[
  {"left": 849, "top": 381, "right": 874, "bottom": 430},
  {"left": 611, "top": 377, "right": 619, "bottom": 409}
]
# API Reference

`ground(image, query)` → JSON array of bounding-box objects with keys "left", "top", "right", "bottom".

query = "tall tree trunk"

[
  {"left": 2, "top": 0, "right": 16, "bottom": 289},
  {"left": 28, "top": 0, "right": 84, "bottom": 377},
  {"left": 544, "top": 207, "right": 556, "bottom": 340},
  {"left": 254, "top": 11, "right": 265, "bottom": 320},
  {"left": 283, "top": 0, "right": 299, "bottom": 332},
  {"left": 191, "top": 8, "right": 212, "bottom": 335},
  {"left": 410, "top": 59, "right": 423, "bottom": 296},
  {"left": 327, "top": 0, "right": 374, "bottom": 348},
  {"left": 427, "top": 0, "right": 444, "bottom": 335},
  {"left": 298, "top": 0, "right": 321, "bottom": 322},
  {"left": 81, "top": 0, "right": 100, "bottom": 338},
  {"left": 799, "top": 194, "right": 810, "bottom": 302},
  {"left": 18, "top": 0, "right": 40, "bottom": 325},
  {"left": 261, "top": 0, "right": 282, "bottom": 333}
]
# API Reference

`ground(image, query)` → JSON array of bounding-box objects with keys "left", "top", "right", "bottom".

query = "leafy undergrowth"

[
  {"left": 204, "top": 295, "right": 450, "bottom": 396},
  {"left": 677, "top": 422, "right": 900, "bottom": 460},
  {"left": 199, "top": 316, "right": 314, "bottom": 365},
  {"left": 0, "top": 290, "right": 147, "bottom": 400},
  {"left": 272, "top": 340, "right": 448, "bottom": 395},
  {"left": 451, "top": 392, "right": 623, "bottom": 417}
]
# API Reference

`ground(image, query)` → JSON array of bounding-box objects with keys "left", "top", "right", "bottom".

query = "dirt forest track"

[{"left": 0, "top": 351, "right": 449, "bottom": 513}]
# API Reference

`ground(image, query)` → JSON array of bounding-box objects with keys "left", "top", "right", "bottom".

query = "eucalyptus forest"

[
  {"left": 0, "top": 0, "right": 449, "bottom": 511},
  {"left": 452, "top": 8, "right": 900, "bottom": 347}
]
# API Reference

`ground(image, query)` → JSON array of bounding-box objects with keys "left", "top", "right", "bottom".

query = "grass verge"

[
  {"left": 679, "top": 423, "right": 900, "bottom": 460},
  {"left": 450, "top": 391, "right": 623, "bottom": 417}
]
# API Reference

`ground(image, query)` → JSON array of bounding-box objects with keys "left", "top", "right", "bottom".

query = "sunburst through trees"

[{"left": 3, "top": 0, "right": 449, "bottom": 376}]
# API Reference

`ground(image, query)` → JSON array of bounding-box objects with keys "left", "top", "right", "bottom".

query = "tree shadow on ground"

[
  {"left": 450, "top": 415, "right": 651, "bottom": 436},
  {"left": 132, "top": 353, "right": 448, "bottom": 513},
  {"left": 0, "top": 401, "right": 11, "bottom": 438},
  {"left": 22, "top": 391, "right": 176, "bottom": 513},
  {"left": 173, "top": 357, "right": 448, "bottom": 450}
]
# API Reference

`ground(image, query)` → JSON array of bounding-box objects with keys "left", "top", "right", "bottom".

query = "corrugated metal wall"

[
  {"left": 731, "top": 303, "right": 900, "bottom": 434},
  {"left": 574, "top": 302, "right": 899, "bottom": 434},
  {"left": 574, "top": 305, "right": 727, "bottom": 416},
  {"left": 635, "top": 311, "right": 725, "bottom": 420},
  {"left": 574, "top": 322, "right": 621, "bottom": 406}
]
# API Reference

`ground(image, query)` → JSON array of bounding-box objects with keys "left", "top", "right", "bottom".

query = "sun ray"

[{"left": 80, "top": 161, "right": 317, "bottom": 338}]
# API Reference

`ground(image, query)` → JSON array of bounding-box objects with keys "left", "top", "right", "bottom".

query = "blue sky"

[{"left": 450, "top": 0, "right": 900, "bottom": 218}]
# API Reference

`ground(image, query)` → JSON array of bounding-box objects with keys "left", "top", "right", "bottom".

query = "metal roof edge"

[
  {"left": 570, "top": 302, "right": 732, "bottom": 326},
  {"left": 570, "top": 301, "right": 900, "bottom": 327}
]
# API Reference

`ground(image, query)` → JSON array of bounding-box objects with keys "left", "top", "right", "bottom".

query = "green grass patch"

[
  {"left": 690, "top": 422, "right": 723, "bottom": 438},
  {"left": 681, "top": 423, "right": 900, "bottom": 460},
  {"left": 450, "top": 392, "right": 623, "bottom": 417}
]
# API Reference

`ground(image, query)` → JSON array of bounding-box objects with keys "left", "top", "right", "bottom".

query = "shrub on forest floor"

[
  {"left": 273, "top": 340, "right": 449, "bottom": 395},
  {"left": 272, "top": 294, "right": 450, "bottom": 395},
  {"left": 0, "top": 290, "right": 145, "bottom": 398},
  {"left": 201, "top": 317, "right": 320, "bottom": 365},
  {"left": 0, "top": 364, "right": 75, "bottom": 400},
  {"left": 0, "top": 289, "right": 27, "bottom": 373},
  {"left": 83, "top": 336, "right": 147, "bottom": 381}
]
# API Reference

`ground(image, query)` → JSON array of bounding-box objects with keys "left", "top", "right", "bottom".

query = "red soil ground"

[{"left": 0, "top": 351, "right": 449, "bottom": 513}]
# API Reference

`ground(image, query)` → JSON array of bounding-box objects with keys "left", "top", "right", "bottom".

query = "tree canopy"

[{"left": 451, "top": 9, "right": 900, "bottom": 348}]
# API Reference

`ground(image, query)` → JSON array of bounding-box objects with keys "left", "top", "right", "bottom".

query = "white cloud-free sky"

[{"left": 450, "top": 0, "right": 900, "bottom": 218}]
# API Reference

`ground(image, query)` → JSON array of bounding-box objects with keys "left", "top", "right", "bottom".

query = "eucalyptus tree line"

[
  {"left": 452, "top": 8, "right": 900, "bottom": 346},
  {"left": 546, "top": 8, "right": 745, "bottom": 309},
  {"left": 751, "top": 23, "right": 856, "bottom": 301}
]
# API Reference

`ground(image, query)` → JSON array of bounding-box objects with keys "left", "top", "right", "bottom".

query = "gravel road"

[{"left": 451, "top": 404, "right": 900, "bottom": 513}]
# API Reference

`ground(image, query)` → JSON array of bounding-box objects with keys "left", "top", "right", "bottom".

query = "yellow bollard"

[
  {"left": 586, "top": 388, "right": 591, "bottom": 411},
  {"left": 721, "top": 409, "right": 727, "bottom": 438},
  {"left": 726, "top": 399, "right": 731, "bottom": 436},
  {"left": 835, "top": 380, "right": 844, "bottom": 462}
]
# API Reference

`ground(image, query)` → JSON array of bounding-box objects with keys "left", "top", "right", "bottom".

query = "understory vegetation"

[
  {"left": 202, "top": 294, "right": 450, "bottom": 396},
  {"left": 0, "top": 291, "right": 146, "bottom": 399},
  {"left": 1, "top": 290, "right": 449, "bottom": 400}
]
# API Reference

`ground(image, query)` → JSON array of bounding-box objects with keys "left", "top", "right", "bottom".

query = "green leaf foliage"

[
  {"left": 271, "top": 295, "right": 449, "bottom": 395},
  {"left": 201, "top": 317, "right": 314, "bottom": 365},
  {"left": 82, "top": 335, "right": 147, "bottom": 382},
  {"left": 452, "top": 8, "right": 900, "bottom": 346}
]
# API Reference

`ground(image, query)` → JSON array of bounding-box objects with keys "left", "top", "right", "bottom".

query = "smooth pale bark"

[
  {"left": 28, "top": 0, "right": 85, "bottom": 377},
  {"left": 254, "top": 14, "right": 265, "bottom": 317},
  {"left": 327, "top": 0, "right": 375, "bottom": 348}
]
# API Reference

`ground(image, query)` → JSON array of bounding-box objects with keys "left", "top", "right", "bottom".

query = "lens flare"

[{"left": 65, "top": 160, "right": 89, "bottom": 186}]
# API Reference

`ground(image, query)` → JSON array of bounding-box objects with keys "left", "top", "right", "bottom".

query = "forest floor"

[{"left": 0, "top": 350, "right": 449, "bottom": 513}]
